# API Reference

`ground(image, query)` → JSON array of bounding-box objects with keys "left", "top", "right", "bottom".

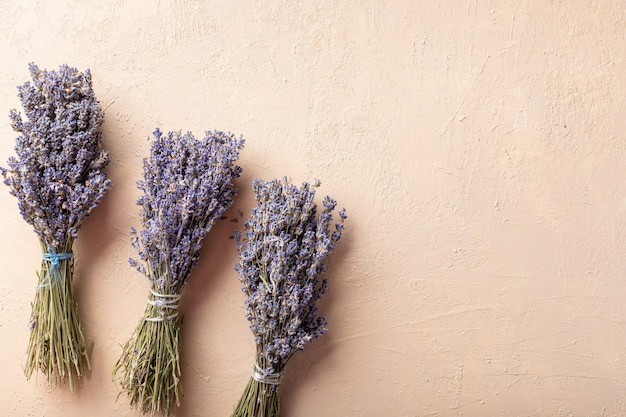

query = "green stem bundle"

[
  {"left": 231, "top": 354, "right": 283, "bottom": 417},
  {"left": 24, "top": 239, "right": 91, "bottom": 390},
  {"left": 231, "top": 377, "right": 280, "bottom": 417},
  {"left": 113, "top": 286, "right": 182, "bottom": 416}
]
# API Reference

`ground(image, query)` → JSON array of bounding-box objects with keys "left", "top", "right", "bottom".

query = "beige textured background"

[{"left": 1, "top": 1, "right": 626, "bottom": 416}]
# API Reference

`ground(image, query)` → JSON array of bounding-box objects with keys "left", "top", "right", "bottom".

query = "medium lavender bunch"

[
  {"left": 114, "top": 128, "right": 244, "bottom": 416},
  {"left": 231, "top": 177, "right": 346, "bottom": 417},
  {"left": 1, "top": 63, "right": 111, "bottom": 389}
]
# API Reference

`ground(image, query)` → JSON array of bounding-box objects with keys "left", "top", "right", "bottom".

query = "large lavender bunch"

[
  {"left": 1, "top": 63, "right": 111, "bottom": 389},
  {"left": 231, "top": 177, "right": 346, "bottom": 417},
  {"left": 114, "top": 128, "right": 244, "bottom": 416}
]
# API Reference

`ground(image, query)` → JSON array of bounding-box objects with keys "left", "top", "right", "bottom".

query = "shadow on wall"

[
  {"left": 280, "top": 216, "right": 354, "bottom": 415},
  {"left": 73, "top": 124, "right": 132, "bottom": 293},
  {"left": 174, "top": 176, "right": 253, "bottom": 417},
  {"left": 178, "top": 174, "right": 253, "bottom": 321}
]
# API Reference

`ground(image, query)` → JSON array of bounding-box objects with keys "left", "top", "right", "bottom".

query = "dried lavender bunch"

[
  {"left": 114, "top": 128, "right": 244, "bottom": 416},
  {"left": 1, "top": 63, "right": 111, "bottom": 389},
  {"left": 231, "top": 177, "right": 346, "bottom": 417}
]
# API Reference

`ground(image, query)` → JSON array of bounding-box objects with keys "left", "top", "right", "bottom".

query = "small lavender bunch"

[
  {"left": 231, "top": 177, "right": 346, "bottom": 417},
  {"left": 114, "top": 128, "right": 244, "bottom": 416},
  {"left": 1, "top": 63, "right": 111, "bottom": 389}
]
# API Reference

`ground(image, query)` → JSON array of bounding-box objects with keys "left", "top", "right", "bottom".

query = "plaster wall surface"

[{"left": 1, "top": 1, "right": 626, "bottom": 416}]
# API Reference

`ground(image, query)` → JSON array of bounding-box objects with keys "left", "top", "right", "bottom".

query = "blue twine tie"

[{"left": 41, "top": 248, "right": 73, "bottom": 286}]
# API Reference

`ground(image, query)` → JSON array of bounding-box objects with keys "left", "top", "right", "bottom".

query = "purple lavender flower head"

[
  {"left": 129, "top": 128, "right": 244, "bottom": 293},
  {"left": 234, "top": 177, "right": 346, "bottom": 369},
  {"left": 1, "top": 63, "right": 111, "bottom": 249}
]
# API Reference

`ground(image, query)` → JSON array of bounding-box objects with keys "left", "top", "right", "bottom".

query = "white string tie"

[
  {"left": 252, "top": 362, "right": 281, "bottom": 385},
  {"left": 145, "top": 288, "right": 181, "bottom": 322}
]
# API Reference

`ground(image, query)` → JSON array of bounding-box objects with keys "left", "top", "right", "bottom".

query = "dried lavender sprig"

[
  {"left": 2, "top": 63, "right": 111, "bottom": 249},
  {"left": 114, "top": 128, "right": 244, "bottom": 415},
  {"left": 129, "top": 128, "right": 244, "bottom": 293},
  {"left": 231, "top": 177, "right": 346, "bottom": 417},
  {"left": 2, "top": 63, "right": 110, "bottom": 388}
]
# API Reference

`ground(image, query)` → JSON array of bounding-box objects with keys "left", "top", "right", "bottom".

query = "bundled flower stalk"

[
  {"left": 1, "top": 63, "right": 111, "bottom": 389},
  {"left": 231, "top": 177, "right": 346, "bottom": 417},
  {"left": 114, "top": 128, "right": 244, "bottom": 415}
]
